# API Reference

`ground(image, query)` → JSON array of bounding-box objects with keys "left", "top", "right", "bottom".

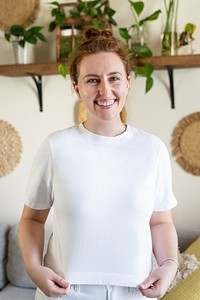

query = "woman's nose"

[{"left": 98, "top": 80, "right": 109, "bottom": 95}]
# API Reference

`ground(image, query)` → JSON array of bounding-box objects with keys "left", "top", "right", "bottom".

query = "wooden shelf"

[
  {"left": 0, "top": 62, "right": 60, "bottom": 77},
  {"left": 133, "top": 54, "right": 200, "bottom": 69},
  {"left": 1, "top": 54, "right": 200, "bottom": 76}
]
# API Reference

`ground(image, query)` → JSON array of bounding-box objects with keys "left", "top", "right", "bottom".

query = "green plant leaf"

[
  {"left": 4, "top": 32, "right": 11, "bottom": 41},
  {"left": 18, "top": 39, "right": 25, "bottom": 48},
  {"left": 129, "top": 0, "right": 144, "bottom": 16},
  {"left": 87, "top": 0, "right": 100, "bottom": 8},
  {"left": 185, "top": 23, "right": 196, "bottom": 34},
  {"left": 105, "top": 6, "right": 116, "bottom": 18},
  {"left": 58, "top": 64, "right": 67, "bottom": 78},
  {"left": 145, "top": 76, "right": 153, "bottom": 93},
  {"left": 131, "top": 44, "right": 152, "bottom": 57},
  {"left": 138, "top": 63, "right": 153, "bottom": 76},
  {"left": 25, "top": 35, "right": 37, "bottom": 44},
  {"left": 29, "top": 26, "right": 44, "bottom": 34},
  {"left": 119, "top": 28, "right": 131, "bottom": 41},
  {"left": 144, "top": 63, "right": 154, "bottom": 77},
  {"left": 109, "top": 17, "right": 117, "bottom": 26},
  {"left": 49, "top": 21, "right": 56, "bottom": 32},
  {"left": 139, "top": 9, "right": 161, "bottom": 26},
  {"left": 35, "top": 32, "right": 47, "bottom": 42},
  {"left": 9, "top": 25, "right": 25, "bottom": 37}
]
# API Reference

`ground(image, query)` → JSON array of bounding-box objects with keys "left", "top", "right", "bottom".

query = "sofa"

[
  {"left": 0, "top": 222, "right": 36, "bottom": 300},
  {"left": 0, "top": 222, "right": 200, "bottom": 300}
]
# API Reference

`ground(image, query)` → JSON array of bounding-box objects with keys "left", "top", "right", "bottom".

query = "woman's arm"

[
  {"left": 139, "top": 210, "right": 178, "bottom": 299},
  {"left": 18, "top": 205, "right": 70, "bottom": 297}
]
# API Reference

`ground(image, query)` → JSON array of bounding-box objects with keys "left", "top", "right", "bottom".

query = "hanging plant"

[{"left": 119, "top": 0, "right": 161, "bottom": 93}]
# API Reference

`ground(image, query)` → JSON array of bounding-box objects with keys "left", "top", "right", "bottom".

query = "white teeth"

[{"left": 96, "top": 100, "right": 115, "bottom": 107}]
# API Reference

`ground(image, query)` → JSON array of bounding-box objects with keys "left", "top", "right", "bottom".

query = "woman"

[{"left": 18, "top": 27, "right": 178, "bottom": 300}]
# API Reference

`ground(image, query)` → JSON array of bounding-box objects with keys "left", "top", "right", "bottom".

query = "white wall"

[{"left": 0, "top": 0, "right": 200, "bottom": 236}]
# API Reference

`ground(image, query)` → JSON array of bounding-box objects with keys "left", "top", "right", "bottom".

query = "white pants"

[{"left": 35, "top": 285, "right": 157, "bottom": 300}]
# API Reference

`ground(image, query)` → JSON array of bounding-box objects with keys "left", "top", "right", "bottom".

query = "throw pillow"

[
  {"left": 0, "top": 223, "right": 10, "bottom": 289},
  {"left": 6, "top": 224, "right": 36, "bottom": 289},
  {"left": 161, "top": 237, "right": 200, "bottom": 300}
]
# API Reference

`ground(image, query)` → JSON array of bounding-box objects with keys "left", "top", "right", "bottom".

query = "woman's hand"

[
  {"left": 138, "top": 260, "right": 178, "bottom": 298},
  {"left": 31, "top": 265, "right": 70, "bottom": 298}
]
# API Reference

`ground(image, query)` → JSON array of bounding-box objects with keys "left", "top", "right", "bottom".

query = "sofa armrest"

[{"left": 0, "top": 223, "right": 10, "bottom": 290}]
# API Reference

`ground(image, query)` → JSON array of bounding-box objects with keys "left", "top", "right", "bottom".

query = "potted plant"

[
  {"left": 119, "top": 0, "right": 161, "bottom": 93},
  {"left": 179, "top": 23, "right": 196, "bottom": 55},
  {"left": 4, "top": 24, "right": 46, "bottom": 64},
  {"left": 68, "top": 0, "right": 117, "bottom": 29},
  {"left": 48, "top": 0, "right": 117, "bottom": 60},
  {"left": 162, "top": 0, "right": 180, "bottom": 56}
]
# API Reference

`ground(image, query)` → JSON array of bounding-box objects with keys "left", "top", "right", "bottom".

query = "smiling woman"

[{"left": 18, "top": 27, "right": 178, "bottom": 300}]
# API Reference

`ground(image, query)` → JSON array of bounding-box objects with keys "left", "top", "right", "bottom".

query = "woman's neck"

[{"left": 83, "top": 119, "right": 126, "bottom": 137}]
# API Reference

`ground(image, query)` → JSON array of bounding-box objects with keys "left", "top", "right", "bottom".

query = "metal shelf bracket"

[
  {"left": 28, "top": 73, "right": 43, "bottom": 112},
  {"left": 167, "top": 66, "right": 175, "bottom": 109}
]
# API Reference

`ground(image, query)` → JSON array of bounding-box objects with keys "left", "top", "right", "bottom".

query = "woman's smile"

[{"left": 95, "top": 99, "right": 116, "bottom": 108}]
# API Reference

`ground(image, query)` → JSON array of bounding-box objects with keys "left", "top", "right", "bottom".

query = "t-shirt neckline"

[{"left": 78, "top": 123, "right": 131, "bottom": 145}]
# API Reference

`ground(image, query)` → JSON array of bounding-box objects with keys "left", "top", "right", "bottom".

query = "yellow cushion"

[{"left": 161, "top": 237, "right": 200, "bottom": 300}]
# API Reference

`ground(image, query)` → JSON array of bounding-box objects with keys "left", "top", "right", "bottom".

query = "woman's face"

[{"left": 74, "top": 52, "right": 131, "bottom": 124}]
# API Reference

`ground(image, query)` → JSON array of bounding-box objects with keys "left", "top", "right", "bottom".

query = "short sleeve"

[
  {"left": 154, "top": 141, "right": 177, "bottom": 211},
  {"left": 25, "top": 138, "right": 54, "bottom": 209}
]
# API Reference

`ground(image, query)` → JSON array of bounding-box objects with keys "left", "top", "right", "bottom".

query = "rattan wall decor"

[
  {"left": 0, "top": 120, "right": 23, "bottom": 177},
  {"left": 0, "top": 0, "right": 40, "bottom": 31},
  {"left": 172, "top": 112, "right": 200, "bottom": 176}
]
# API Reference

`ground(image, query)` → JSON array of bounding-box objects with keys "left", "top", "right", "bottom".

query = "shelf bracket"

[
  {"left": 167, "top": 66, "right": 175, "bottom": 109},
  {"left": 28, "top": 73, "right": 43, "bottom": 112}
]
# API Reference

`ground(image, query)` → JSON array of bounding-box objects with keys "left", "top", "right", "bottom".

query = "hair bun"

[{"left": 83, "top": 27, "right": 112, "bottom": 40}]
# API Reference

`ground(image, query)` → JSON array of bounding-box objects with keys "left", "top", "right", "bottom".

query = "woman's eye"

[
  {"left": 111, "top": 76, "right": 120, "bottom": 81},
  {"left": 87, "top": 78, "right": 98, "bottom": 84}
]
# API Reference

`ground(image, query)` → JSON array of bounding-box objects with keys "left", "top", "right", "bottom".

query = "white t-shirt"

[{"left": 25, "top": 124, "right": 177, "bottom": 287}]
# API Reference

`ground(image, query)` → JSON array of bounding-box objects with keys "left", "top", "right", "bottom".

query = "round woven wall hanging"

[
  {"left": 172, "top": 112, "right": 200, "bottom": 176},
  {"left": 0, "top": 0, "right": 40, "bottom": 31},
  {"left": 0, "top": 120, "right": 22, "bottom": 177}
]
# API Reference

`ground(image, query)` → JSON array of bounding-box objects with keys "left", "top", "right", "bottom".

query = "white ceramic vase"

[{"left": 12, "top": 41, "right": 34, "bottom": 64}]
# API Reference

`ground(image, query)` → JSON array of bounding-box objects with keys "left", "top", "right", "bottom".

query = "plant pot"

[
  {"left": 57, "top": 28, "right": 83, "bottom": 61},
  {"left": 162, "top": 32, "right": 179, "bottom": 56},
  {"left": 130, "top": 25, "right": 146, "bottom": 48},
  {"left": 12, "top": 42, "right": 34, "bottom": 64}
]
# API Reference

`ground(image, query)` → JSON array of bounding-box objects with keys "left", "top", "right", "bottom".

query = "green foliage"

[
  {"left": 48, "top": 0, "right": 117, "bottom": 31},
  {"left": 4, "top": 24, "right": 46, "bottom": 48},
  {"left": 119, "top": 0, "right": 161, "bottom": 93},
  {"left": 131, "top": 44, "right": 152, "bottom": 57},
  {"left": 58, "top": 63, "right": 68, "bottom": 78},
  {"left": 69, "top": 0, "right": 117, "bottom": 29},
  {"left": 48, "top": 1, "right": 66, "bottom": 32},
  {"left": 136, "top": 63, "right": 154, "bottom": 93}
]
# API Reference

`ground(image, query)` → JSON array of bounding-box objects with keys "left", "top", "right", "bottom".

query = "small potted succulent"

[{"left": 4, "top": 24, "right": 46, "bottom": 64}]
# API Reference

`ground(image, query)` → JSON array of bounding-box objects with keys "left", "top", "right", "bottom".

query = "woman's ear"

[
  {"left": 127, "top": 75, "right": 131, "bottom": 89},
  {"left": 73, "top": 82, "right": 80, "bottom": 98}
]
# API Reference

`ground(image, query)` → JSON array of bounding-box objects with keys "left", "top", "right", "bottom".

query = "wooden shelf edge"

[
  {"left": 132, "top": 54, "right": 200, "bottom": 70},
  {"left": 0, "top": 62, "right": 61, "bottom": 76},
  {"left": 1, "top": 54, "right": 200, "bottom": 76}
]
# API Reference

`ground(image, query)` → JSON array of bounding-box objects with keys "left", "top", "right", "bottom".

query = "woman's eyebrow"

[
  {"left": 83, "top": 74, "right": 99, "bottom": 79},
  {"left": 83, "top": 72, "right": 122, "bottom": 79}
]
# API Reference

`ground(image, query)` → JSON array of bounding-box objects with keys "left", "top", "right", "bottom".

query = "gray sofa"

[{"left": 0, "top": 222, "right": 36, "bottom": 300}]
